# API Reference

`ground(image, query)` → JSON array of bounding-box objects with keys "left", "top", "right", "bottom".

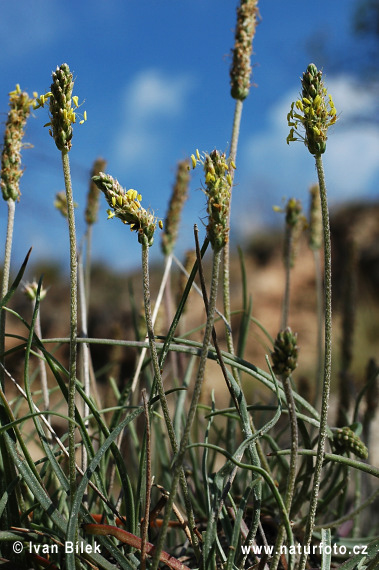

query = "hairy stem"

[
  {"left": 270, "top": 375, "right": 298, "bottom": 570},
  {"left": 223, "top": 98, "right": 243, "bottom": 353},
  {"left": 299, "top": 154, "right": 332, "bottom": 570},
  {"left": 62, "top": 150, "right": 78, "bottom": 507},
  {"left": 151, "top": 248, "right": 222, "bottom": 570},
  {"left": 312, "top": 248, "right": 323, "bottom": 407},
  {"left": 1, "top": 199, "right": 15, "bottom": 299},
  {"left": 281, "top": 227, "right": 292, "bottom": 330},
  {"left": 1, "top": 199, "right": 16, "bottom": 391},
  {"left": 141, "top": 242, "right": 199, "bottom": 559}
]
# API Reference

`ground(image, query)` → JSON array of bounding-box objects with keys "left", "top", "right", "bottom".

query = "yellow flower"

[
  {"left": 92, "top": 172, "right": 161, "bottom": 246},
  {"left": 286, "top": 63, "right": 337, "bottom": 155}
]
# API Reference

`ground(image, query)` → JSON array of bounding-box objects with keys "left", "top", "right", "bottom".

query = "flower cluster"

[
  {"left": 191, "top": 149, "right": 235, "bottom": 252},
  {"left": 230, "top": 0, "right": 259, "bottom": 101},
  {"left": 34, "top": 63, "right": 87, "bottom": 151},
  {"left": 161, "top": 159, "right": 190, "bottom": 256},
  {"left": 271, "top": 327, "right": 298, "bottom": 378},
  {"left": 1, "top": 84, "right": 34, "bottom": 202},
  {"left": 85, "top": 157, "right": 107, "bottom": 225},
  {"left": 334, "top": 426, "right": 368, "bottom": 460},
  {"left": 287, "top": 63, "right": 337, "bottom": 155},
  {"left": 92, "top": 172, "right": 161, "bottom": 246},
  {"left": 54, "top": 191, "right": 78, "bottom": 219},
  {"left": 23, "top": 280, "right": 47, "bottom": 302},
  {"left": 308, "top": 184, "right": 322, "bottom": 251}
]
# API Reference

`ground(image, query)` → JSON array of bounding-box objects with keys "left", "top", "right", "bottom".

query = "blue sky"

[{"left": 1, "top": 0, "right": 378, "bottom": 274}]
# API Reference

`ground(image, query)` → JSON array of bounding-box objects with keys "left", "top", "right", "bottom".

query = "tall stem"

[
  {"left": 281, "top": 228, "right": 292, "bottom": 330},
  {"left": 299, "top": 154, "right": 332, "bottom": 570},
  {"left": 270, "top": 375, "right": 298, "bottom": 570},
  {"left": 62, "top": 150, "right": 78, "bottom": 506},
  {"left": 223, "top": 99, "right": 243, "bottom": 351},
  {"left": 141, "top": 242, "right": 199, "bottom": 559},
  {"left": 313, "top": 248, "right": 323, "bottom": 407},
  {"left": 151, "top": 247, "right": 222, "bottom": 570},
  {"left": 0, "top": 199, "right": 16, "bottom": 391},
  {"left": 1, "top": 199, "right": 15, "bottom": 299}
]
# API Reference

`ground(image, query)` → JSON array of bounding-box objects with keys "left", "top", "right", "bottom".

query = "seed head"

[
  {"left": 271, "top": 327, "right": 298, "bottom": 378},
  {"left": 308, "top": 184, "right": 322, "bottom": 250},
  {"left": 92, "top": 172, "right": 161, "bottom": 246},
  {"left": 85, "top": 157, "right": 107, "bottom": 225},
  {"left": 230, "top": 0, "right": 259, "bottom": 101},
  {"left": 287, "top": 63, "right": 337, "bottom": 155},
  {"left": 1, "top": 84, "right": 34, "bottom": 202},
  {"left": 191, "top": 149, "right": 235, "bottom": 251},
  {"left": 161, "top": 159, "right": 190, "bottom": 256},
  {"left": 176, "top": 249, "right": 197, "bottom": 314},
  {"left": 54, "top": 191, "right": 78, "bottom": 219}
]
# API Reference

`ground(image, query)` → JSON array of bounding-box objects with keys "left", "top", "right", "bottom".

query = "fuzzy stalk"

[
  {"left": 226, "top": 101, "right": 269, "bottom": 524},
  {"left": 34, "top": 308, "right": 50, "bottom": 417},
  {"left": 312, "top": 248, "right": 324, "bottom": 406},
  {"left": 298, "top": 154, "right": 332, "bottom": 570},
  {"left": 0, "top": 199, "right": 16, "bottom": 392},
  {"left": 151, "top": 247, "right": 222, "bottom": 570},
  {"left": 78, "top": 256, "right": 90, "bottom": 492},
  {"left": 141, "top": 241, "right": 199, "bottom": 559},
  {"left": 281, "top": 228, "right": 292, "bottom": 330},
  {"left": 223, "top": 99, "right": 242, "bottom": 363},
  {"left": 1, "top": 199, "right": 16, "bottom": 299},
  {"left": 270, "top": 374, "right": 298, "bottom": 570},
  {"left": 61, "top": 150, "right": 78, "bottom": 507}
]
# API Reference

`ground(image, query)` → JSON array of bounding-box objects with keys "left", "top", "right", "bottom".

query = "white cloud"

[
  {"left": 241, "top": 75, "right": 379, "bottom": 204},
  {"left": 127, "top": 69, "right": 192, "bottom": 120},
  {"left": 115, "top": 69, "right": 195, "bottom": 165}
]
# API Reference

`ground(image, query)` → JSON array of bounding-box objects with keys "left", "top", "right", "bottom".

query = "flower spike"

[
  {"left": 192, "top": 150, "right": 235, "bottom": 251},
  {"left": 287, "top": 63, "right": 337, "bottom": 155},
  {"left": 1, "top": 85, "right": 34, "bottom": 202},
  {"left": 92, "top": 172, "right": 161, "bottom": 246}
]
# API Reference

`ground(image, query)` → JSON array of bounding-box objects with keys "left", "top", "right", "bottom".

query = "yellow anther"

[
  {"left": 72, "top": 96, "right": 79, "bottom": 108},
  {"left": 205, "top": 172, "right": 215, "bottom": 184},
  {"left": 191, "top": 154, "right": 197, "bottom": 169},
  {"left": 126, "top": 189, "right": 138, "bottom": 201},
  {"left": 196, "top": 149, "right": 200, "bottom": 160},
  {"left": 159, "top": 220, "right": 163, "bottom": 229}
]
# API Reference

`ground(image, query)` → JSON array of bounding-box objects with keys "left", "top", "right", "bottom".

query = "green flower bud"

[
  {"left": 334, "top": 426, "right": 368, "bottom": 460},
  {"left": 271, "top": 327, "right": 298, "bottom": 378}
]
